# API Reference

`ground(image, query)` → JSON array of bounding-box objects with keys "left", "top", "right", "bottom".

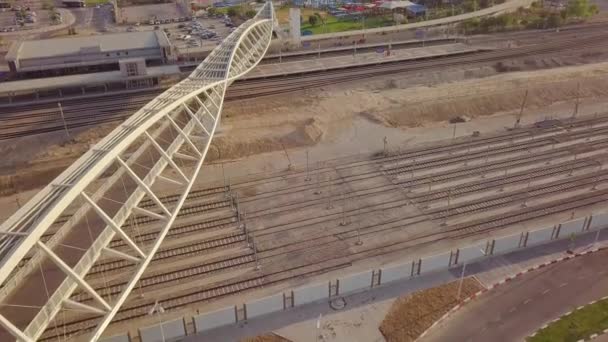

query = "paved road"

[{"left": 422, "top": 249, "right": 608, "bottom": 342}]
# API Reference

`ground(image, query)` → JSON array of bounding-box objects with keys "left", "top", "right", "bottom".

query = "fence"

[{"left": 101, "top": 212, "right": 608, "bottom": 341}]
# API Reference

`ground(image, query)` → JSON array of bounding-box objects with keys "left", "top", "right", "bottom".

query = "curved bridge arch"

[{"left": 0, "top": 3, "right": 274, "bottom": 341}]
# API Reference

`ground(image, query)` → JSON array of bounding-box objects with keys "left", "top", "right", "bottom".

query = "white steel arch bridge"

[{"left": 0, "top": 3, "right": 274, "bottom": 341}]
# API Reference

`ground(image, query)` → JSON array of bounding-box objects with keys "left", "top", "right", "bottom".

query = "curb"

[
  {"left": 416, "top": 246, "right": 605, "bottom": 341},
  {"left": 528, "top": 294, "right": 608, "bottom": 341}
]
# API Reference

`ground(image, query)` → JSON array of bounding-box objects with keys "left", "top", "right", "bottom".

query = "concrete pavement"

[{"left": 422, "top": 249, "right": 608, "bottom": 342}]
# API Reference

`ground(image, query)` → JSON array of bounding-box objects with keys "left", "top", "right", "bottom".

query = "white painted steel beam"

[
  {"left": 36, "top": 241, "right": 111, "bottom": 312},
  {"left": 144, "top": 131, "right": 190, "bottom": 183},
  {"left": 81, "top": 193, "right": 147, "bottom": 259},
  {"left": 102, "top": 247, "right": 141, "bottom": 263},
  {"left": 0, "top": 3, "right": 275, "bottom": 341},
  {"left": 0, "top": 314, "right": 33, "bottom": 342},
  {"left": 63, "top": 298, "right": 107, "bottom": 315},
  {"left": 115, "top": 156, "right": 171, "bottom": 217}
]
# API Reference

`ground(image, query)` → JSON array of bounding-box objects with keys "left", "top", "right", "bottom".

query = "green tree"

[
  {"left": 227, "top": 7, "right": 238, "bottom": 17},
  {"left": 547, "top": 13, "right": 563, "bottom": 27},
  {"left": 314, "top": 12, "right": 325, "bottom": 25},
  {"left": 566, "top": 0, "right": 595, "bottom": 18},
  {"left": 245, "top": 9, "right": 256, "bottom": 18},
  {"left": 308, "top": 14, "right": 318, "bottom": 26},
  {"left": 207, "top": 7, "right": 217, "bottom": 15}
]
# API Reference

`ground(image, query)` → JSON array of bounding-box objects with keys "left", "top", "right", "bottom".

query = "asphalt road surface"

[{"left": 422, "top": 249, "right": 608, "bottom": 342}]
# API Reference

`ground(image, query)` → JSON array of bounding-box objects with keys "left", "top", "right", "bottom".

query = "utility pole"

[
  {"left": 327, "top": 174, "right": 333, "bottom": 209},
  {"left": 442, "top": 189, "right": 451, "bottom": 226},
  {"left": 515, "top": 90, "right": 528, "bottom": 128},
  {"left": 573, "top": 82, "right": 581, "bottom": 119},
  {"left": 305, "top": 150, "right": 311, "bottom": 181},
  {"left": 355, "top": 205, "right": 363, "bottom": 246},
  {"left": 314, "top": 162, "right": 322, "bottom": 195},
  {"left": 57, "top": 102, "right": 71, "bottom": 141},
  {"left": 457, "top": 262, "right": 467, "bottom": 299},
  {"left": 383, "top": 136, "right": 388, "bottom": 156},
  {"left": 340, "top": 192, "right": 347, "bottom": 226}
]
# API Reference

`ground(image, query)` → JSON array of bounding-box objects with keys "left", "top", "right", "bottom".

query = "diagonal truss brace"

[{"left": 36, "top": 241, "right": 111, "bottom": 312}]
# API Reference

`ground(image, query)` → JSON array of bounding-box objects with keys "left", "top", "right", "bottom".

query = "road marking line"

[
  {"left": 559, "top": 282, "right": 568, "bottom": 288},
  {"left": 542, "top": 289, "right": 550, "bottom": 295}
]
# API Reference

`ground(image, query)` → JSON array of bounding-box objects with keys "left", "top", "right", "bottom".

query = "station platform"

[{"left": 243, "top": 43, "right": 491, "bottom": 79}]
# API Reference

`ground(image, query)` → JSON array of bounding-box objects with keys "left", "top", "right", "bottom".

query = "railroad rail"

[
  {"left": 29, "top": 113, "right": 608, "bottom": 341},
  {"left": 0, "top": 3, "right": 275, "bottom": 341},
  {"left": 2, "top": 28, "right": 608, "bottom": 141}
]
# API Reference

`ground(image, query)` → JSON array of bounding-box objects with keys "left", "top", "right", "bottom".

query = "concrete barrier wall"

[
  {"left": 293, "top": 282, "right": 329, "bottom": 306},
  {"left": 101, "top": 334, "right": 131, "bottom": 342},
  {"left": 193, "top": 306, "right": 236, "bottom": 333},
  {"left": 589, "top": 213, "right": 608, "bottom": 230},
  {"left": 380, "top": 262, "right": 412, "bottom": 284},
  {"left": 457, "top": 243, "right": 487, "bottom": 264},
  {"left": 419, "top": 252, "right": 451, "bottom": 274},
  {"left": 246, "top": 293, "right": 284, "bottom": 319},
  {"left": 338, "top": 270, "right": 372, "bottom": 295},
  {"left": 558, "top": 218, "right": 586, "bottom": 238},
  {"left": 492, "top": 233, "right": 522, "bottom": 254},
  {"left": 139, "top": 318, "right": 186, "bottom": 342},
  {"left": 123, "top": 212, "right": 608, "bottom": 341},
  {"left": 526, "top": 226, "right": 555, "bottom": 246}
]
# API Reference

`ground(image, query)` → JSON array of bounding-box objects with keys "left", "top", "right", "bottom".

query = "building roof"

[
  {"left": 7, "top": 31, "right": 171, "bottom": 61},
  {"left": 407, "top": 4, "right": 426, "bottom": 13},
  {"left": 379, "top": 0, "right": 415, "bottom": 9}
]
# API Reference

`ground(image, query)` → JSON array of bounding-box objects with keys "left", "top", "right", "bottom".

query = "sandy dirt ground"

[
  {"left": 213, "top": 61, "right": 608, "bottom": 162},
  {"left": 3, "top": 61, "right": 608, "bottom": 210}
]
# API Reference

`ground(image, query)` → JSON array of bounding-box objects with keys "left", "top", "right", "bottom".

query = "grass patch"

[
  {"left": 275, "top": 7, "right": 328, "bottom": 25},
  {"left": 301, "top": 15, "right": 393, "bottom": 34},
  {"left": 528, "top": 298, "right": 608, "bottom": 342},
  {"left": 85, "top": 0, "right": 109, "bottom": 5}
]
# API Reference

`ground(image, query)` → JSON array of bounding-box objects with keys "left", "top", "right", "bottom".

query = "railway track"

[
  {"left": 34, "top": 117, "right": 608, "bottom": 341},
  {"left": 2, "top": 30, "right": 608, "bottom": 141},
  {"left": 41, "top": 179, "right": 608, "bottom": 341}
]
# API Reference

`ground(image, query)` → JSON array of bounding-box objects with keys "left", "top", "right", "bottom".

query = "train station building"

[
  {"left": 1, "top": 31, "right": 181, "bottom": 102},
  {"left": 5, "top": 30, "right": 176, "bottom": 78}
]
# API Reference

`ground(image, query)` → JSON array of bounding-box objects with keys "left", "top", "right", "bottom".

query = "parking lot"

[
  {"left": 0, "top": 8, "right": 56, "bottom": 32},
  {"left": 116, "top": 16, "right": 233, "bottom": 53},
  {"left": 165, "top": 17, "right": 234, "bottom": 52},
  {"left": 119, "top": 3, "right": 187, "bottom": 24}
]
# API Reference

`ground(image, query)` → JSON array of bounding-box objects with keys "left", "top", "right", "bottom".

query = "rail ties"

[{"left": 87, "top": 233, "right": 245, "bottom": 276}]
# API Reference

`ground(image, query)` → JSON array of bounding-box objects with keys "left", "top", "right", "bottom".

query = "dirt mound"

[
  {"left": 241, "top": 333, "right": 291, "bottom": 342},
  {"left": 376, "top": 64, "right": 608, "bottom": 128}
]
